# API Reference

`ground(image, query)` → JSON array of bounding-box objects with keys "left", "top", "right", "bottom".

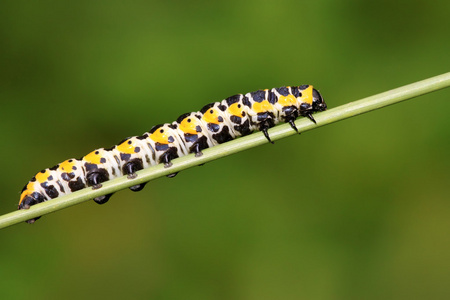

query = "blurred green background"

[{"left": 1, "top": 0, "right": 449, "bottom": 299}]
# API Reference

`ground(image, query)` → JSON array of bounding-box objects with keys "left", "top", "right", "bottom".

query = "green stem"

[{"left": 1, "top": 72, "right": 450, "bottom": 229}]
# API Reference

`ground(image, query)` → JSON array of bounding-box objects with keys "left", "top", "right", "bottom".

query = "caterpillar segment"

[
  {"left": 199, "top": 102, "right": 236, "bottom": 144},
  {"left": 18, "top": 84, "right": 326, "bottom": 223},
  {"left": 82, "top": 148, "right": 121, "bottom": 204},
  {"left": 175, "top": 112, "right": 214, "bottom": 157},
  {"left": 222, "top": 94, "right": 252, "bottom": 137}
]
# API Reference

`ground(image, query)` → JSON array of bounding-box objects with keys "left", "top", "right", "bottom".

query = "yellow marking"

[
  {"left": 179, "top": 117, "right": 199, "bottom": 135},
  {"left": 84, "top": 150, "right": 104, "bottom": 164},
  {"left": 202, "top": 108, "right": 220, "bottom": 124},
  {"left": 59, "top": 159, "right": 75, "bottom": 173},
  {"left": 150, "top": 128, "right": 170, "bottom": 144},
  {"left": 19, "top": 182, "right": 34, "bottom": 204},
  {"left": 228, "top": 103, "right": 243, "bottom": 118},
  {"left": 278, "top": 94, "right": 297, "bottom": 107},
  {"left": 252, "top": 100, "right": 273, "bottom": 113},
  {"left": 116, "top": 139, "right": 136, "bottom": 154},
  {"left": 300, "top": 85, "right": 314, "bottom": 105},
  {"left": 35, "top": 169, "right": 50, "bottom": 183}
]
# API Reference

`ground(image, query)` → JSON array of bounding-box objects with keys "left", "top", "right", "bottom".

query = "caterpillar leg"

[
  {"left": 261, "top": 127, "right": 274, "bottom": 144},
  {"left": 123, "top": 160, "right": 146, "bottom": 192},
  {"left": 287, "top": 119, "right": 299, "bottom": 133},
  {"left": 160, "top": 151, "right": 179, "bottom": 177},
  {"left": 305, "top": 113, "right": 316, "bottom": 124},
  {"left": 193, "top": 143, "right": 203, "bottom": 157},
  {"left": 86, "top": 171, "right": 113, "bottom": 204},
  {"left": 93, "top": 194, "right": 113, "bottom": 204},
  {"left": 129, "top": 182, "right": 148, "bottom": 191}
]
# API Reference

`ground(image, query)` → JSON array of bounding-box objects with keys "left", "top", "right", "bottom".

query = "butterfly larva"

[{"left": 18, "top": 85, "right": 326, "bottom": 223}]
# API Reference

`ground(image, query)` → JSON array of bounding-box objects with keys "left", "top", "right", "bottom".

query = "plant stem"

[{"left": 1, "top": 72, "right": 450, "bottom": 229}]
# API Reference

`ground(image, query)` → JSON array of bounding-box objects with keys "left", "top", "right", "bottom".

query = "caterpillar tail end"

[{"left": 18, "top": 195, "right": 43, "bottom": 224}]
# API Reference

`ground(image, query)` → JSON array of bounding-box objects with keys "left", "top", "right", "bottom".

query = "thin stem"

[{"left": 1, "top": 72, "right": 449, "bottom": 229}]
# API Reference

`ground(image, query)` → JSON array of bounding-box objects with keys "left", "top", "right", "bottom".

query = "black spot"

[
  {"left": 207, "top": 123, "right": 220, "bottom": 133},
  {"left": 69, "top": 177, "right": 85, "bottom": 192},
  {"left": 225, "top": 94, "right": 241, "bottom": 105},
  {"left": 95, "top": 151, "right": 99, "bottom": 155},
  {"left": 120, "top": 153, "right": 132, "bottom": 161},
  {"left": 160, "top": 129, "right": 164, "bottom": 133},
  {"left": 47, "top": 175, "right": 53, "bottom": 181},
  {"left": 195, "top": 125, "right": 202, "bottom": 133},
  {"left": 100, "top": 157, "right": 107, "bottom": 164},
  {"left": 218, "top": 104, "right": 227, "bottom": 111},
  {"left": 43, "top": 184, "right": 59, "bottom": 199},
  {"left": 61, "top": 172, "right": 74, "bottom": 181},
  {"left": 50, "top": 165, "right": 58, "bottom": 171},
  {"left": 213, "top": 126, "right": 233, "bottom": 144},
  {"left": 268, "top": 90, "right": 277, "bottom": 104},
  {"left": 72, "top": 166, "right": 77, "bottom": 170},
  {"left": 242, "top": 96, "right": 251, "bottom": 107},
  {"left": 135, "top": 147, "right": 140, "bottom": 153},
  {"left": 187, "top": 118, "right": 191, "bottom": 123},
  {"left": 57, "top": 182, "right": 65, "bottom": 193},
  {"left": 155, "top": 143, "right": 169, "bottom": 151},
  {"left": 250, "top": 90, "right": 266, "bottom": 102},
  {"left": 276, "top": 86, "right": 290, "bottom": 96},
  {"left": 230, "top": 115, "right": 242, "bottom": 124},
  {"left": 168, "top": 136, "right": 174, "bottom": 143},
  {"left": 218, "top": 116, "right": 223, "bottom": 122},
  {"left": 128, "top": 140, "right": 132, "bottom": 144},
  {"left": 185, "top": 133, "right": 198, "bottom": 143},
  {"left": 69, "top": 159, "right": 73, "bottom": 162}
]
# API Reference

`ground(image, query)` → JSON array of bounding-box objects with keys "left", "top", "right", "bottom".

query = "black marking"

[
  {"left": 250, "top": 90, "right": 266, "bottom": 102},
  {"left": 120, "top": 153, "right": 132, "bottom": 161},
  {"left": 276, "top": 86, "right": 290, "bottom": 96},
  {"left": 176, "top": 112, "right": 191, "bottom": 123},
  {"left": 69, "top": 177, "right": 85, "bottom": 192},
  {"left": 207, "top": 123, "right": 220, "bottom": 133},
  {"left": 200, "top": 103, "right": 214, "bottom": 114}
]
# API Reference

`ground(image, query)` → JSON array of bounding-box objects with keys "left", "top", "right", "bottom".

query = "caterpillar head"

[{"left": 312, "top": 89, "right": 327, "bottom": 112}]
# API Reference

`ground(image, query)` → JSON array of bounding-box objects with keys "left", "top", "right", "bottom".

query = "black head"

[{"left": 312, "top": 88, "right": 327, "bottom": 112}]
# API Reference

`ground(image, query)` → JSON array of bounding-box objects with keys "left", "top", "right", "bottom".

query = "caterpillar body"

[{"left": 19, "top": 85, "right": 326, "bottom": 223}]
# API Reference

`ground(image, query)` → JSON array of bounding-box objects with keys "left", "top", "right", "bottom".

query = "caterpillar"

[{"left": 18, "top": 85, "right": 327, "bottom": 223}]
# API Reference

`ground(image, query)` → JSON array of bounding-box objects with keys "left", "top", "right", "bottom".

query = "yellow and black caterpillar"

[{"left": 19, "top": 85, "right": 326, "bottom": 223}]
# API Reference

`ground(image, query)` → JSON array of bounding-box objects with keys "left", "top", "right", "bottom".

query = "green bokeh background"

[{"left": 1, "top": 1, "right": 449, "bottom": 299}]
